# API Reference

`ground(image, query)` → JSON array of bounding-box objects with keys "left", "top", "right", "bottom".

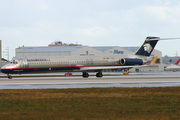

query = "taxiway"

[{"left": 0, "top": 72, "right": 180, "bottom": 89}]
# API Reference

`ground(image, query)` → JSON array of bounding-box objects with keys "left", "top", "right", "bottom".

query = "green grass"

[{"left": 0, "top": 87, "right": 180, "bottom": 120}]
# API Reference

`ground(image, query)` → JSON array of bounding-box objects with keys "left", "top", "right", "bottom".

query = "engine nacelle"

[{"left": 120, "top": 58, "right": 143, "bottom": 65}]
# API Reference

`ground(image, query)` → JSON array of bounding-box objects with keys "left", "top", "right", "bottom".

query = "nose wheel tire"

[{"left": 8, "top": 75, "right": 12, "bottom": 79}]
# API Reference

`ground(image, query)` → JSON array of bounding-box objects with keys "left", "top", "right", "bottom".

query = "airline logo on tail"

[
  {"left": 135, "top": 37, "right": 159, "bottom": 56},
  {"left": 143, "top": 43, "right": 152, "bottom": 53}
]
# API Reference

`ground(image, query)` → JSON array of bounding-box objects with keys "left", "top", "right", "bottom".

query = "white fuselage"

[
  {"left": 165, "top": 65, "right": 180, "bottom": 71},
  {"left": 1, "top": 54, "right": 147, "bottom": 74}
]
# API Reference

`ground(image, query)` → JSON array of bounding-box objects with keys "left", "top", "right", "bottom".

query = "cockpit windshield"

[{"left": 10, "top": 60, "right": 18, "bottom": 64}]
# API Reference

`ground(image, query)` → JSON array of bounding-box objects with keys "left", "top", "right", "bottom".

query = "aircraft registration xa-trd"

[{"left": 1, "top": 36, "right": 179, "bottom": 79}]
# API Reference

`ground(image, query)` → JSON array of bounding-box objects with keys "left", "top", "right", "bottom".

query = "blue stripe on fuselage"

[{"left": 1, "top": 66, "right": 81, "bottom": 74}]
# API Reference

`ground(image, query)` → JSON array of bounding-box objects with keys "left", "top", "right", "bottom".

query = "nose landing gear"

[{"left": 7, "top": 74, "right": 12, "bottom": 79}]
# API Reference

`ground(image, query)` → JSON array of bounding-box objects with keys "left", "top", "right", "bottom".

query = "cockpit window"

[{"left": 10, "top": 60, "right": 18, "bottom": 64}]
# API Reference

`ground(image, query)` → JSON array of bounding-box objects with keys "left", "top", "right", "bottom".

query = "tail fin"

[
  {"left": 135, "top": 37, "right": 160, "bottom": 56},
  {"left": 152, "top": 56, "right": 157, "bottom": 65},
  {"left": 146, "top": 56, "right": 157, "bottom": 65},
  {"left": 174, "top": 59, "right": 180, "bottom": 65},
  {"left": 135, "top": 36, "right": 180, "bottom": 56},
  {"left": 166, "top": 59, "right": 172, "bottom": 65}
]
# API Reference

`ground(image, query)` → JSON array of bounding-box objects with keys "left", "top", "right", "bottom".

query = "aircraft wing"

[{"left": 80, "top": 65, "right": 148, "bottom": 72}]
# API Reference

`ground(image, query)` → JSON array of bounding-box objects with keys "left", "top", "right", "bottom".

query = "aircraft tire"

[
  {"left": 8, "top": 76, "right": 12, "bottom": 79},
  {"left": 82, "top": 72, "right": 89, "bottom": 78},
  {"left": 96, "top": 72, "right": 103, "bottom": 78}
]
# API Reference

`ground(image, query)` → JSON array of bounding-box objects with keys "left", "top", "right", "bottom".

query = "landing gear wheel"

[
  {"left": 96, "top": 72, "right": 103, "bottom": 78},
  {"left": 82, "top": 72, "right": 89, "bottom": 78},
  {"left": 8, "top": 75, "right": 12, "bottom": 79}
]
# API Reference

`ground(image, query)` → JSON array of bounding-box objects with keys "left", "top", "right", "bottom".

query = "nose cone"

[
  {"left": 0, "top": 65, "right": 11, "bottom": 74},
  {"left": 1, "top": 66, "right": 7, "bottom": 74},
  {"left": 1, "top": 69, "right": 6, "bottom": 74}
]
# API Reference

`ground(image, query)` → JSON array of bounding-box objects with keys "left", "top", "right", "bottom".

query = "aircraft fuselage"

[{"left": 1, "top": 54, "right": 145, "bottom": 75}]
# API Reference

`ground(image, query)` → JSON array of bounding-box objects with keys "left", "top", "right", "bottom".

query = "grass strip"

[{"left": 0, "top": 87, "right": 180, "bottom": 120}]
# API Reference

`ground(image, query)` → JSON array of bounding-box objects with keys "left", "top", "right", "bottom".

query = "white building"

[
  {"left": 15, "top": 45, "right": 163, "bottom": 72},
  {"left": 16, "top": 46, "right": 161, "bottom": 57}
]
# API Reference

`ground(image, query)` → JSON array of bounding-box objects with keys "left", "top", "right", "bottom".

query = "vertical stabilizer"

[
  {"left": 152, "top": 56, "right": 157, "bottom": 65},
  {"left": 146, "top": 56, "right": 157, "bottom": 65},
  {"left": 135, "top": 37, "right": 160, "bottom": 56},
  {"left": 174, "top": 59, "right": 180, "bottom": 65},
  {"left": 166, "top": 59, "right": 172, "bottom": 65}
]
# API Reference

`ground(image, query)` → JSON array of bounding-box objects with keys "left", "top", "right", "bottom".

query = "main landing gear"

[
  {"left": 82, "top": 72, "right": 103, "bottom": 78},
  {"left": 96, "top": 72, "right": 103, "bottom": 77},
  {"left": 82, "top": 72, "right": 89, "bottom": 78}
]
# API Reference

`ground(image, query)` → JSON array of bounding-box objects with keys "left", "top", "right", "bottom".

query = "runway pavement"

[{"left": 0, "top": 72, "right": 180, "bottom": 89}]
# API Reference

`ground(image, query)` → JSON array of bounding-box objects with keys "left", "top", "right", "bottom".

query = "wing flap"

[{"left": 80, "top": 65, "right": 147, "bottom": 72}]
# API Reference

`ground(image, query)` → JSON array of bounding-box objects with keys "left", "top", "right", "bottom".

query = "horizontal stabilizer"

[{"left": 146, "top": 37, "right": 180, "bottom": 41}]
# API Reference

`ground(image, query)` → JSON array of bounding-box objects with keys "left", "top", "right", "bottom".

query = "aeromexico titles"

[{"left": 1, "top": 36, "right": 179, "bottom": 79}]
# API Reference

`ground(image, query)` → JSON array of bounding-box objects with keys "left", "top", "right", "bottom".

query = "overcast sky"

[{"left": 1, "top": 0, "right": 180, "bottom": 60}]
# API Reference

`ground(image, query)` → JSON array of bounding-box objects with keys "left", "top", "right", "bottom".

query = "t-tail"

[
  {"left": 135, "top": 37, "right": 160, "bottom": 56},
  {"left": 135, "top": 36, "right": 180, "bottom": 57}
]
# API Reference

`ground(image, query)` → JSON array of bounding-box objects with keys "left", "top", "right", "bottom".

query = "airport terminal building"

[
  {"left": 16, "top": 45, "right": 162, "bottom": 59},
  {"left": 15, "top": 42, "right": 163, "bottom": 72},
  {"left": 1, "top": 40, "right": 180, "bottom": 72}
]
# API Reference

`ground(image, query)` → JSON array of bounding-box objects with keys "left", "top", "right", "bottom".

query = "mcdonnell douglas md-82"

[{"left": 1, "top": 36, "right": 179, "bottom": 79}]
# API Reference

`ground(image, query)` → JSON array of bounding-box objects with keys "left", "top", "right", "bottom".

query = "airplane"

[
  {"left": 164, "top": 59, "right": 180, "bottom": 71},
  {"left": 1, "top": 36, "right": 179, "bottom": 79}
]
